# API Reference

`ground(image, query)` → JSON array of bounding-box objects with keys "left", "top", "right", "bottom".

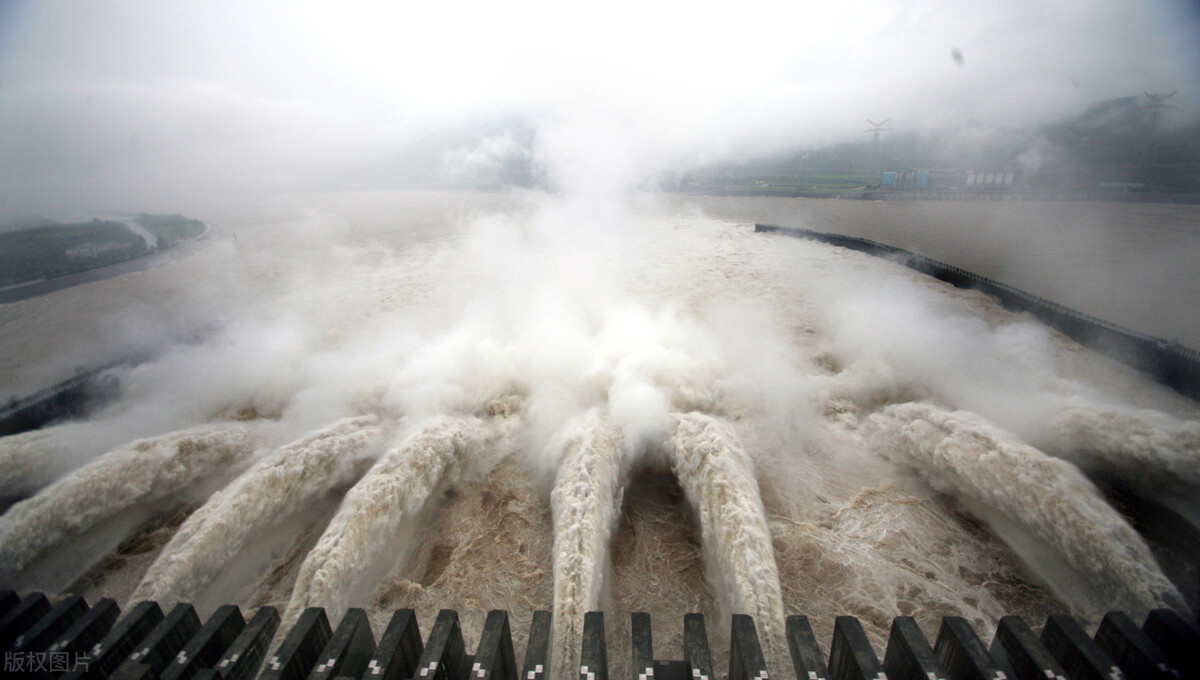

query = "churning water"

[{"left": 1, "top": 191, "right": 1198, "bottom": 679}]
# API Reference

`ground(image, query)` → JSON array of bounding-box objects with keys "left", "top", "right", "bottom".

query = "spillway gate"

[{"left": 1, "top": 591, "right": 1197, "bottom": 680}]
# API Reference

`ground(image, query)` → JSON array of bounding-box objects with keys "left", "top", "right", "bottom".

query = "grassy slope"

[{"left": 0, "top": 215, "right": 206, "bottom": 287}]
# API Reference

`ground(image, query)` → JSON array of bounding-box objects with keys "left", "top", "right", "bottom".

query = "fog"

[
  {"left": 2, "top": 2, "right": 1200, "bottom": 676},
  {"left": 2, "top": 187, "right": 1198, "bottom": 672},
  {"left": 2, "top": 1, "right": 1199, "bottom": 214}
]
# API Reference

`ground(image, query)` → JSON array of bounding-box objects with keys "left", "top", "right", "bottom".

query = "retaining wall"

[{"left": 755, "top": 223, "right": 1200, "bottom": 401}]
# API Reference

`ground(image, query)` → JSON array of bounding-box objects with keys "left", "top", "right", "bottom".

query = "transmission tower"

[
  {"left": 1144, "top": 91, "right": 1177, "bottom": 129},
  {"left": 864, "top": 118, "right": 891, "bottom": 177},
  {"left": 1139, "top": 91, "right": 1177, "bottom": 172}
]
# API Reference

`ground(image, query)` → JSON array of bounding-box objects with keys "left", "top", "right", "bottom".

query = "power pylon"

[
  {"left": 1139, "top": 91, "right": 1176, "bottom": 170},
  {"left": 864, "top": 118, "right": 891, "bottom": 177}
]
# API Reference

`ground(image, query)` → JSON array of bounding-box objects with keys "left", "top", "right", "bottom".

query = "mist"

[
  {"left": 2, "top": 1, "right": 1200, "bottom": 676},
  {"left": 3, "top": 0, "right": 1199, "bottom": 215}
]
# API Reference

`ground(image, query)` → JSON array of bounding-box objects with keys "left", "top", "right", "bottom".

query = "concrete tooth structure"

[
  {"left": 63, "top": 600, "right": 163, "bottom": 680},
  {"left": 473, "top": 610, "right": 518, "bottom": 680},
  {"left": 212, "top": 606, "right": 280, "bottom": 680},
  {"left": 416, "top": 610, "right": 468, "bottom": 680},
  {"left": 1093, "top": 611, "right": 1175, "bottom": 680},
  {"left": 729, "top": 615, "right": 769, "bottom": 680},
  {"left": 579, "top": 612, "right": 608, "bottom": 680},
  {"left": 883, "top": 617, "right": 949, "bottom": 680},
  {"left": 0, "top": 591, "right": 50, "bottom": 650},
  {"left": 684, "top": 613, "right": 716, "bottom": 680},
  {"left": 990, "top": 616, "right": 1067, "bottom": 680},
  {"left": 786, "top": 615, "right": 830, "bottom": 680},
  {"left": 261, "top": 607, "right": 331, "bottom": 680},
  {"left": 49, "top": 597, "right": 121, "bottom": 660},
  {"left": 829, "top": 617, "right": 885, "bottom": 680},
  {"left": 365, "top": 609, "right": 421, "bottom": 680},
  {"left": 631, "top": 613, "right": 654, "bottom": 680},
  {"left": 113, "top": 602, "right": 201, "bottom": 679},
  {"left": 933, "top": 617, "right": 1006, "bottom": 680},
  {"left": 162, "top": 604, "right": 245, "bottom": 680},
  {"left": 520, "top": 611, "right": 552, "bottom": 680},
  {"left": 11, "top": 593, "right": 87, "bottom": 653},
  {"left": 308, "top": 608, "right": 375, "bottom": 680},
  {"left": 1040, "top": 615, "right": 1125, "bottom": 680},
  {"left": 1140, "top": 609, "right": 1199, "bottom": 679},
  {"left": 0, "top": 595, "right": 1197, "bottom": 680},
  {"left": 0, "top": 589, "right": 19, "bottom": 616}
]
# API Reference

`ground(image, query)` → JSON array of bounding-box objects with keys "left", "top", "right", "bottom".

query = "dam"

[
  {"left": 4, "top": 0, "right": 1200, "bottom": 676},
  {"left": 752, "top": 223, "right": 1200, "bottom": 401},
  {"left": 1, "top": 193, "right": 1198, "bottom": 680},
  {"left": 0, "top": 592, "right": 1196, "bottom": 680}
]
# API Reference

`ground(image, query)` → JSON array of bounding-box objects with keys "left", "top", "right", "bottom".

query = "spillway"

[{"left": 1, "top": 193, "right": 1198, "bottom": 679}]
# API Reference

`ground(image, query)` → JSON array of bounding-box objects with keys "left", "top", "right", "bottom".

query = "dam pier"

[{"left": 0, "top": 592, "right": 1196, "bottom": 680}]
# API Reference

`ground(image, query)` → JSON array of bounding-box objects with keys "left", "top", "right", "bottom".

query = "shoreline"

[
  {"left": 0, "top": 225, "right": 210, "bottom": 305},
  {"left": 678, "top": 186, "right": 1200, "bottom": 204}
]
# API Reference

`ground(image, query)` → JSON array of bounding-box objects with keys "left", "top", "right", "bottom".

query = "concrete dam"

[
  {"left": 1, "top": 591, "right": 1196, "bottom": 680},
  {"left": 3, "top": 197, "right": 1199, "bottom": 680}
]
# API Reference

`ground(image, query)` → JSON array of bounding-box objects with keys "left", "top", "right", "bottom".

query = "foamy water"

[
  {"left": 669, "top": 412, "right": 786, "bottom": 673},
  {"left": 0, "top": 428, "right": 64, "bottom": 502},
  {"left": 1049, "top": 406, "right": 1200, "bottom": 493},
  {"left": 1, "top": 191, "right": 1198, "bottom": 674},
  {"left": 0, "top": 424, "right": 260, "bottom": 586},
  {"left": 548, "top": 411, "right": 623, "bottom": 680},
  {"left": 863, "top": 403, "right": 1187, "bottom": 618},
  {"left": 132, "top": 416, "right": 384, "bottom": 607},
  {"left": 284, "top": 415, "right": 490, "bottom": 630}
]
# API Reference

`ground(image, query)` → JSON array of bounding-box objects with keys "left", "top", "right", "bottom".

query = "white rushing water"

[
  {"left": 0, "top": 428, "right": 65, "bottom": 502},
  {"left": 1048, "top": 406, "right": 1200, "bottom": 494},
  {"left": 548, "top": 411, "right": 624, "bottom": 680},
  {"left": 132, "top": 416, "right": 384, "bottom": 607},
  {"left": 863, "top": 402, "right": 1187, "bottom": 618},
  {"left": 669, "top": 412, "right": 786, "bottom": 673},
  {"left": 1, "top": 191, "right": 1198, "bottom": 673},
  {"left": 284, "top": 415, "right": 491, "bottom": 630},
  {"left": 0, "top": 424, "right": 261, "bottom": 585}
]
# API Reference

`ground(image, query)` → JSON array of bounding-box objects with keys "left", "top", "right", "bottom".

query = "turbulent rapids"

[{"left": 1, "top": 193, "right": 1198, "bottom": 676}]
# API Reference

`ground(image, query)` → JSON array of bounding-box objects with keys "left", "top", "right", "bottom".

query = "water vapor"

[
  {"left": 132, "top": 416, "right": 384, "bottom": 606},
  {"left": 864, "top": 402, "right": 1188, "bottom": 619},
  {"left": 0, "top": 428, "right": 70, "bottom": 503},
  {"left": 669, "top": 412, "right": 787, "bottom": 671},
  {"left": 1048, "top": 406, "right": 1200, "bottom": 494},
  {"left": 3, "top": 1, "right": 1198, "bottom": 214},
  {"left": 283, "top": 415, "right": 491, "bottom": 629},
  {"left": 0, "top": 424, "right": 260, "bottom": 583},
  {"left": 2, "top": 185, "right": 1199, "bottom": 667},
  {"left": 549, "top": 411, "right": 624, "bottom": 680}
]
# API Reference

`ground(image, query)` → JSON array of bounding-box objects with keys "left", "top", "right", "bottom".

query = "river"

[{"left": 0, "top": 190, "right": 1197, "bottom": 678}]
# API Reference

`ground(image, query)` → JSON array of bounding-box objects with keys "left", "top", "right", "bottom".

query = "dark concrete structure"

[
  {"left": 0, "top": 591, "right": 1196, "bottom": 680},
  {"left": 754, "top": 223, "right": 1200, "bottom": 402}
]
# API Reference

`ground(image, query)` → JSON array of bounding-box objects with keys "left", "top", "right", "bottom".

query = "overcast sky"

[{"left": 1, "top": 0, "right": 1198, "bottom": 216}]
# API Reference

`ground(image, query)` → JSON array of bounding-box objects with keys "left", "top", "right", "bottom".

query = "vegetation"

[
  {"left": 136, "top": 213, "right": 206, "bottom": 248},
  {"left": 0, "top": 214, "right": 206, "bottom": 288},
  {"left": 679, "top": 97, "right": 1200, "bottom": 196}
]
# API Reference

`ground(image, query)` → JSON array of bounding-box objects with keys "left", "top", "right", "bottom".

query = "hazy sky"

[{"left": 1, "top": 0, "right": 1198, "bottom": 215}]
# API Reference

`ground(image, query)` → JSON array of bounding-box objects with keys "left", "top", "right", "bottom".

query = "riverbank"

[
  {"left": 681, "top": 186, "right": 1200, "bottom": 204},
  {"left": 0, "top": 221, "right": 210, "bottom": 305}
]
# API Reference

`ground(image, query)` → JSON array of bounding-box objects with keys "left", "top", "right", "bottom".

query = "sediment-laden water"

[{"left": 1, "top": 191, "right": 1198, "bottom": 678}]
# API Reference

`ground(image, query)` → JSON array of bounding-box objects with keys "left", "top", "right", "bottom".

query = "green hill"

[{"left": 0, "top": 214, "right": 205, "bottom": 288}]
